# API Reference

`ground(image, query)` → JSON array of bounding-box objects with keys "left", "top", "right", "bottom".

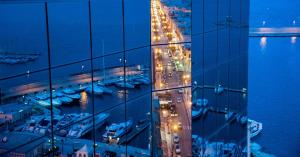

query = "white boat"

[
  {"left": 193, "top": 98, "right": 208, "bottom": 107},
  {"left": 63, "top": 88, "right": 76, "bottom": 95},
  {"left": 66, "top": 93, "right": 81, "bottom": 100},
  {"left": 225, "top": 111, "right": 235, "bottom": 121},
  {"left": 236, "top": 114, "right": 248, "bottom": 125},
  {"left": 60, "top": 96, "right": 73, "bottom": 104},
  {"left": 192, "top": 107, "right": 203, "bottom": 119},
  {"left": 215, "top": 84, "right": 224, "bottom": 94},
  {"left": 97, "top": 85, "right": 113, "bottom": 94},
  {"left": 22, "top": 116, "right": 44, "bottom": 133},
  {"left": 102, "top": 119, "right": 133, "bottom": 141},
  {"left": 55, "top": 113, "right": 83, "bottom": 136},
  {"left": 97, "top": 81, "right": 105, "bottom": 86},
  {"left": 114, "top": 82, "right": 135, "bottom": 89},
  {"left": 53, "top": 91, "right": 74, "bottom": 105},
  {"left": 86, "top": 85, "right": 104, "bottom": 95},
  {"left": 35, "top": 92, "right": 49, "bottom": 100},
  {"left": 240, "top": 116, "right": 248, "bottom": 125},
  {"left": 67, "top": 113, "right": 109, "bottom": 138},
  {"left": 37, "top": 99, "right": 51, "bottom": 107},
  {"left": 249, "top": 119, "right": 263, "bottom": 138},
  {"left": 34, "top": 115, "right": 63, "bottom": 135},
  {"left": 52, "top": 98, "right": 62, "bottom": 106}
]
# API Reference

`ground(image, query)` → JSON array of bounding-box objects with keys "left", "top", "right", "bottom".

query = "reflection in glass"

[{"left": 260, "top": 36, "right": 267, "bottom": 48}]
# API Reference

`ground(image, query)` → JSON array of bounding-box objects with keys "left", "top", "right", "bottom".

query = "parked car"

[
  {"left": 173, "top": 133, "right": 180, "bottom": 143},
  {"left": 175, "top": 144, "right": 181, "bottom": 154},
  {"left": 177, "top": 97, "right": 182, "bottom": 103},
  {"left": 178, "top": 122, "right": 182, "bottom": 130},
  {"left": 178, "top": 89, "right": 183, "bottom": 94}
]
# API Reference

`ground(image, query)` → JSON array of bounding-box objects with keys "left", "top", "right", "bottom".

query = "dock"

[
  {"left": 249, "top": 27, "right": 300, "bottom": 37},
  {"left": 1, "top": 65, "right": 148, "bottom": 101}
]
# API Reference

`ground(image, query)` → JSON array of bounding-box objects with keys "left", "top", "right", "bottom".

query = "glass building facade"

[
  {"left": 0, "top": 0, "right": 248, "bottom": 157},
  {"left": 192, "top": 0, "right": 249, "bottom": 156}
]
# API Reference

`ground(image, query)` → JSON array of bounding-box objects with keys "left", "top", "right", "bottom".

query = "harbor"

[{"left": 0, "top": 65, "right": 152, "bottom": 156}]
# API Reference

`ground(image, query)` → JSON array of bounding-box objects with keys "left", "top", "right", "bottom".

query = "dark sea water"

[
  {"left": 248, "top": 37, "right": 300, "bottom": 156},
  {"left": 249, "top": 0, "right": 300, "bottom": 156}
]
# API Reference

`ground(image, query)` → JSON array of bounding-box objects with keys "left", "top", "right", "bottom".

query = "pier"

[
  {"left": 1, "top": 65, "right": 148, "bottom": 101},
  {"left": 249, "top": 27, "right": 300, "bottom": 37}
]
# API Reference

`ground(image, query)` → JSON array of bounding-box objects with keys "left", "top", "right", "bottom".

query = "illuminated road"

[{"left": 151, "top": 0, "right": 191, "bottom": 156}]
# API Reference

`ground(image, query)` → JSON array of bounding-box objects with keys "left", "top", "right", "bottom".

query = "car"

[
  {"left": 178, "top": 89, "right": 183, "bottom": 94},
  {"left": 175, "top": 144, "right": 181, "bottom": 154},
  {"left": 170, "top": 109, "right": 178, "bottom": 117},
  {"left": 178, "top": 122, "right": 182, "bottom": 130},
  {"left": 177, "top": 97, "right": 182, "bottom": 103},
  {"left": 173, "top": 133, "right": 180, "bottom": 143}
]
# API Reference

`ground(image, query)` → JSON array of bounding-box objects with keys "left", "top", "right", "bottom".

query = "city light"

[
  {"left": 260, "top": 37, "right": 267, "bottom": 48},
  {"left": 291, "top": 36, "right": 297, "bottom": 44}
]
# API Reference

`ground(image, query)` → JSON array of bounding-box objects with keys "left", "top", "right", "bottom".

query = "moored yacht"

[
  {"left": 193, "top": 98, "right": 208, "bottom": 107},
  {"left": 35, "top": 92, "right": 49, "bottom": 100},
  {"left": 22, "top": 116, "right": 44, "bottom": 133},
  {"left": 86, "top": 85, "right": 104, "bottom": 95},
  {"left": 53, "top": 90, "right": 73, "bottom": 105},
  {"left": 249, "top": 119, "right": 263, "bottom": 138},
  {"left": 36, "top": 98, "right": 62, "bottom": 107},
  {"left": 33, "top": 115, "right": 63, "bottom": 135},
  {"left": 215, "top": 84, "right": 224, "bottom": 94},
  {"left": 114, "top": 82, "right": 135, "bottom": 89},
  {"left": 236, "top": 114, "right": 248, "bottom": 125},
  {"left": 102, "top": 119, "right": 133, "bottom": 141},
  {"left": 67, "top": 113, "right": 109, "bottom": 138},
  {"left": 225, "top": 111, "right": 235, "bottom": 122},
  {"left": 60, "top": 96, "right": 73, "bottom": 104},
  {"left": 192, "top": 107, "right": 203, "bottom": 119},
  {"left": 62, "top": 88, "right": 76, "bottom": 95},
  {"left": 66, "top": 93, "right": 81, "bottom": 100},
  {"left": 55, "top": 113, "right": 82, "bottom": 136}
]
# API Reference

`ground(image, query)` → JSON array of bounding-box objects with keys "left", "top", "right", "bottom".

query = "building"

[
  {"left": 0, "top": 132, "right": 46, "bottom": 157},
  {"left": 0, "top": 0, "right": 248, "bottom": 156},
  {"left": 0, "top": 103, "right": 32, "bottom": 123},
  {"left": 191, "top": 0, "right": 249, "bottom": 156}
]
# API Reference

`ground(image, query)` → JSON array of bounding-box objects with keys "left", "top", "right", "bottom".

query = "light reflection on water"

[
  {"left": 260, "top": 37, "right": 267, "bottom": 49},
  {"left": 249, "top": 37, "right": 300, "bottom": 156},
  {"left": 80, "top": 91, "right": 88, "bottom": 110},
  {"left": 291, "top": 36, "right": 297, "bottom": 44}
]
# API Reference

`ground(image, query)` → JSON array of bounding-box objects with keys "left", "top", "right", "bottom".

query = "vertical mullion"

[
  {"left": 44, "top": 2, "right": 55, "bottom": 155},
  {"left": 150, "top": 0, "right": 154, "bottom": 156},
  {"left": 87, "top": 0, "right": 96, "bottom": 155},
  {"left": 121, "top": 0, "right": 127, "bottom": 155}
]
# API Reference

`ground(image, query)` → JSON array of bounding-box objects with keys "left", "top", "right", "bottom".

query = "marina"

[{"left": 0, "top": 65, "right": 153, "bottom": 156}]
